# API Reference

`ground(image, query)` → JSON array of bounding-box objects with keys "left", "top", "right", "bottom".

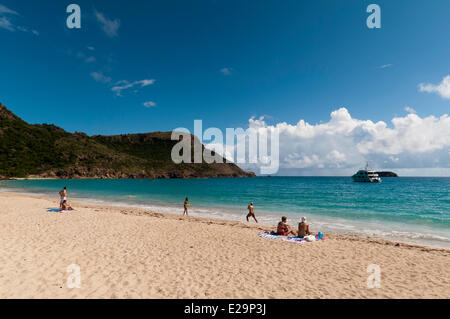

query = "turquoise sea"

[{"left": 1, "top": 177, "right": 449, "bottom": 248}]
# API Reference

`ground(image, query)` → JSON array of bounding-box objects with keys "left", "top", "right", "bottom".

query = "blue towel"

[{"left": 47, "top": 209, "right": 61, "bottom": 212}]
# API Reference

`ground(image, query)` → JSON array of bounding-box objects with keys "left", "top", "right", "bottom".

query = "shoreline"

[
  {"left": 1, "top": 184, "right": 450, "bottom": 249},
  {"left": 0, "top": 190, "right": 449, "bottom": 298},
  {"left": 6, "top": 176, "right": 450, "bottom": 180},
  {"left": 6, "top": 190, "right": 450, "bottom": 253},
  {"left": 3, "top": 174, "right": 257, "bottom": 181},
  {"left": 5, "top": 191, "right": 450, "bottom": 253}
]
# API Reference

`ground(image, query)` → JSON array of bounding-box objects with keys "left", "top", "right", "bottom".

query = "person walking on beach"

[
  {"left": 183, "top": 197, "right": 189, "bottom": 216},
  {"left": 59, "top": 187, "right": 67, "bottom": 209},
  {"left": 276, "top": 216, "right": 296, "bottom": 236},
  {"left": 246, "top": 202, "right": 258, "bottom": 223},
  {"left": 298, "top": 216, "right": 311, "bottom": 238}
]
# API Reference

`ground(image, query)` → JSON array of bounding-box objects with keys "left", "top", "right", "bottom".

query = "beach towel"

[
  {"left": 283, "top": 234, "right": 326, "bottom": 244},
  {"left": 258, "top": 233, "right": 284, "bottom": 239},
  {"left": 282, "top": 237, "right": 307, "bottom": 244},
  {"left": 47, "top": 209, "right": 73, "bottom": 213}
]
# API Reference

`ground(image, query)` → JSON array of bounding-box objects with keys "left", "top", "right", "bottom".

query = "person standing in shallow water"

[
  {"left": 183, "top": 197, "right": 189, "bottom": 216},
  {"left": 246, "top": 202, "right": 258, "bottom": 223}
]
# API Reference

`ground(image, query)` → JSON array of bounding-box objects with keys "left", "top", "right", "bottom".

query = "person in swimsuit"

[
  {"left": 61, "top": 200, "right": 74, "bottom": 211},
  {"left": 298, "top": 216, "right": 311, "bottom": 238},
  {"left": 59, "top": 187, "right": 67, "bottom": 209},
  {"left": 246, "top": 202, "right": 258, "bottom": 223},
  {"left": 183, "top": 197, "right": 189, "bottom": 216},
  {"left": 276, "top": 216, "right": 296, "bottom": 236}
]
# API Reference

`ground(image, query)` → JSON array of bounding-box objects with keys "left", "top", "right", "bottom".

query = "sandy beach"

[{"left": 0, "top": 191, "right": 448, "bottom": 299}]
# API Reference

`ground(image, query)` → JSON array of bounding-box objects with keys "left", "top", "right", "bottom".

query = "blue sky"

[
  {"left": 0, "top": 0, "right": 448, "bottom": 133},
  {"left": 1, "top": 0, "right": 449, "bottom": 175}
]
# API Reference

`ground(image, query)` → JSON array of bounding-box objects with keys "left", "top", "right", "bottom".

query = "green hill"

[{"left": 0, "top": 103, "right": 255, "bottom": 179}]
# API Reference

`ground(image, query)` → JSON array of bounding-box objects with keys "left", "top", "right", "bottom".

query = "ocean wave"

[{"left": 360, "top": 230, "right": 450, "bottom": 243}]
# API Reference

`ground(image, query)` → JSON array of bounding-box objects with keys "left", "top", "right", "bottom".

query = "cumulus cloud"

[
  {"left": 380, "top": 64, "right": 393, "bottom": 69},
  {"left": 404, "top": 106, "right": 416, "bottom": 114},
  {"left": 95, "top": 11, "right": 120, "bottom": 38},
  {"left": 419, "top": 75, "right": 450, "bottom": 99},
  {"left": 208, "top": 108, "right": 450, "bottom": 176},
  {"left": 111, "top": 79, "right": 155, "bottom": 96},
  {"left": 90, "top": 72, "right": 111, "bottom": 83}
]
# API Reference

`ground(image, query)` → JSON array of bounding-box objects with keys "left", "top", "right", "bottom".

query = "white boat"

[{"left": 352, "top": 163, "right": 382, "bottom": 183}]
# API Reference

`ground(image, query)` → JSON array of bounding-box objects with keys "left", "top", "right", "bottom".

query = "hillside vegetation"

[{"left": 0, "top": 103, "right": 255, "bottom": 179}]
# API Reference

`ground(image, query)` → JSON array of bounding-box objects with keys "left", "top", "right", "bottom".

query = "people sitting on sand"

[
  {"left": 183, "top": 197, "right": 189, "bottom": 216},
  {"left": 246, "top": 202, "right": 258, "bottom": 223},
  {"left": 298, "top": 216, "right": 311, "bottom": 238},
  {"left": 59, "top": 187, "right": 67, "bottom": 209},
  {"left": 61, "top": 200, "right": 74, "bottom": 211},
  {"left": 276, "top": 216, "right": 296, "bottom": 236}
]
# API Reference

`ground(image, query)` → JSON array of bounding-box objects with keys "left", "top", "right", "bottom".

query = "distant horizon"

[
  {"left": 5, "top": 175, "right": 450, "bottom": 179},
  {"left": 2, "top": 102, "right": 450, "bottom": 177}
]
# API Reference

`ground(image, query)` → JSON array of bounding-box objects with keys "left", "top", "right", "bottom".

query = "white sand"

[{"left": 0, "top": 191, "right": 449, "bottom": 299}]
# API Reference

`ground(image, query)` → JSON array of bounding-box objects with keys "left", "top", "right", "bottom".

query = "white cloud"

[
  {"left": 209, "top": 108, "right": 450, "bottom": 176},
  {"left": 220, "top": 67, "right": 232, "bottom": 75},
  {"left": 404, "top": 106, "right": 416, "bottom": 114},
  {"left": 0, "top": 5, "right": 39, "bottom": 35},
  {"left": 380, "top": 64, "right": 393, "bottom": 69},
  {"left": 143, "top": 101, "right": 156, "bottom": 108},
  {"left": 111, "top": 79, "right": 155, "bottom": 96},
  {"left": 90, "top": 72, "right": 111, "bottom": 83},
  {"left": 0, "top": 16, "right": 14, "bottom": 31},
  {"left": 95, "top": 11, "right": 120, "bottom": 38},
  {"left": 0, "top": 4, "right": 18, "bottom": 15},
  {"left": 419, "top": 75, "right": 450, "bottom": 99}
]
